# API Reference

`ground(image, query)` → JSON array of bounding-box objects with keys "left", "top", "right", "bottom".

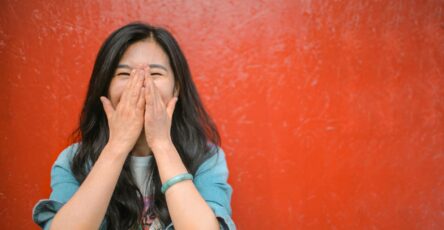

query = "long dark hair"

[{"left": 70, "top": 22, "right": 220, "bottom": 229}]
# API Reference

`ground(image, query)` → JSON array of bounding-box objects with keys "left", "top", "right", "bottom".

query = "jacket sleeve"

[
  {"left": 195, "top": 146, "right": 236, "bottom": 229},
  {"left": 166, "top": 146, "right": 236, "bottom": 230},
  {"left": 32, "top": 144, "right": 81, "bottom": 229}
]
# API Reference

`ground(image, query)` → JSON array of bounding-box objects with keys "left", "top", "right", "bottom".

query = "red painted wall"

[{"left": 1, "top": 1, "right": 443, "bottom": 229}]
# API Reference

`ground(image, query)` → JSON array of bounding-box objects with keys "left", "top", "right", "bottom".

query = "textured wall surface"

[{"left": 1, "top": 0, "right": 443, "bottom": 229}]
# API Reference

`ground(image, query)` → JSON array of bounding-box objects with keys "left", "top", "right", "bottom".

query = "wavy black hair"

[{"left": 69, "top": 22, "right": 220, "bottom": 229}]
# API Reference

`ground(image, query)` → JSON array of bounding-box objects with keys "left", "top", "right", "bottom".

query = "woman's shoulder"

[
  {"left": 195, "top": 144, "right": 230, "bottom": 176},
  {"left": 53, "top": 142, "right": 81, "bottom": 168}
]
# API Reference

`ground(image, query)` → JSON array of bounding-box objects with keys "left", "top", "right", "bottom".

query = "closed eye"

[
  {"left": 117, "top": 72, "right": 130, "bottom": 76},
  {"left": 151, "top": 73, "right": 162, "bottom": 76}
]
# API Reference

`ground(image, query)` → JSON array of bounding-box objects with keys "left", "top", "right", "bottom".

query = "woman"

[{"left": 32, "top": 22, "right": 235, "bottom": 230}]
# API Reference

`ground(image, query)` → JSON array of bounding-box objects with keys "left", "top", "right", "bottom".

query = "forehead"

[{"left": 118, "top": 40, "right": 171, "bottom": 68}]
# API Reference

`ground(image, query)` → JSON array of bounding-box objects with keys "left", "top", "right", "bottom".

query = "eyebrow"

[{"left": 117, "top": 64, "right": 168, "bottom": 71}]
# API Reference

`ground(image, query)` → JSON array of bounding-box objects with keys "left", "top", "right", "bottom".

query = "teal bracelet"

[{"left": 161, "top": 173, "right": 193, "bottom": 194}]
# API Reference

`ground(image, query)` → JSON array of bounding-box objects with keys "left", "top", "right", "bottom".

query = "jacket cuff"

[
  {"left": 164, "top": 209, "right": 236, "bottom": 230},
  {"left": 32, "top": 199, "right": 64, "bottom": 230}
]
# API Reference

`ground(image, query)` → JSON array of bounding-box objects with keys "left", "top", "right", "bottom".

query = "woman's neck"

[{"left": 131, "top": 133, "right": 152, "bottom": 156}]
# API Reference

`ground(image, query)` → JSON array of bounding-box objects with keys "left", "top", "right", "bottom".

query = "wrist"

[
  {"left": 149, "top": 138, "right": 174, "bottom": 153},
  {"left": 105, "top": 140, "right": 131, "bottom": 157},
  {"left": 148, "top": 139, "right": 189, "bottom": 184},
  {"left": 96, "top": 144, "right": 129, "bottom": 167}
]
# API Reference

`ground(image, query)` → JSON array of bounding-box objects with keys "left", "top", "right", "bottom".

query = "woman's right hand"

[{"left": 99, "top": 68, "right": 146, "bottom": 155}]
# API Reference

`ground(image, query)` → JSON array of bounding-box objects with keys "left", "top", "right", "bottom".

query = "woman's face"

[{"left": 108, "top": 39, "right": 178, "bottom": 108}]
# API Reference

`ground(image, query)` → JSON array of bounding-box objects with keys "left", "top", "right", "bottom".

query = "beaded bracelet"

[{"left": 161, "top": 172, "right": 193, "bottom": 194}]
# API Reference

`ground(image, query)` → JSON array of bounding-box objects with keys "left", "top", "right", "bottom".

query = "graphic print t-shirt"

[{"left": 130, "top": 155, "right": 163, "bottom": 230}]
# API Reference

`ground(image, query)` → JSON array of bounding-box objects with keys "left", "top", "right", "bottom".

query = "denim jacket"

[{"left": 32, "top": 143, "right": 236, "bottom": 230}]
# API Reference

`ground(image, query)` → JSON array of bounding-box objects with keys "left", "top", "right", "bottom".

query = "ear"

[{"left": 173, "top": 83, "right": 180, "bottom": 97}]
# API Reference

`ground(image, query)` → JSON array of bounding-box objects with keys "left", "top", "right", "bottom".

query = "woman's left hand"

[{"left": 143, "top": 67, "right": 178, "bottom": 149}]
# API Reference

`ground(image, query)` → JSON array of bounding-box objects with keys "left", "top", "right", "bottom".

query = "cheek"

[
  {"left": 154, "top": 79, "right": 175, "bottom": 103},
  {"left": 108, "top": 79, "right": 127, "bottom": 107}
]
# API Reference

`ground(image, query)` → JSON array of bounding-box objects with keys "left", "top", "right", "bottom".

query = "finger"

[
  {"left": 120, "top": 68, "right": 137, "bottom": 102},
  {"left": 166, "top": 97, "right": 178, "bottom": 119},
  {"left": 143, "top": 66, "right": 150, "bottom": 84},
  {"left": 126, "top": 68, "right": 138, "bottom": 92},
  {"left": 100, "top": 96, "right": 115, "bottom": 120},
  {"left": 152, "top": 81, "right": 164, "bottom": 108},
  {"left": 129, "top": 69, "right": 144, "bottom": 105},
  {"left": 145, "top": 74, "right": 154, "bottom": 108},
  {"left": 137, "top": 87, "right": 146, "bottom": 111},
  {"left": 149, "top": 78, "right": 164, "bottom": 114},
  {"left": 143, "top": 66, "right": 151, "bottom": 89}
]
